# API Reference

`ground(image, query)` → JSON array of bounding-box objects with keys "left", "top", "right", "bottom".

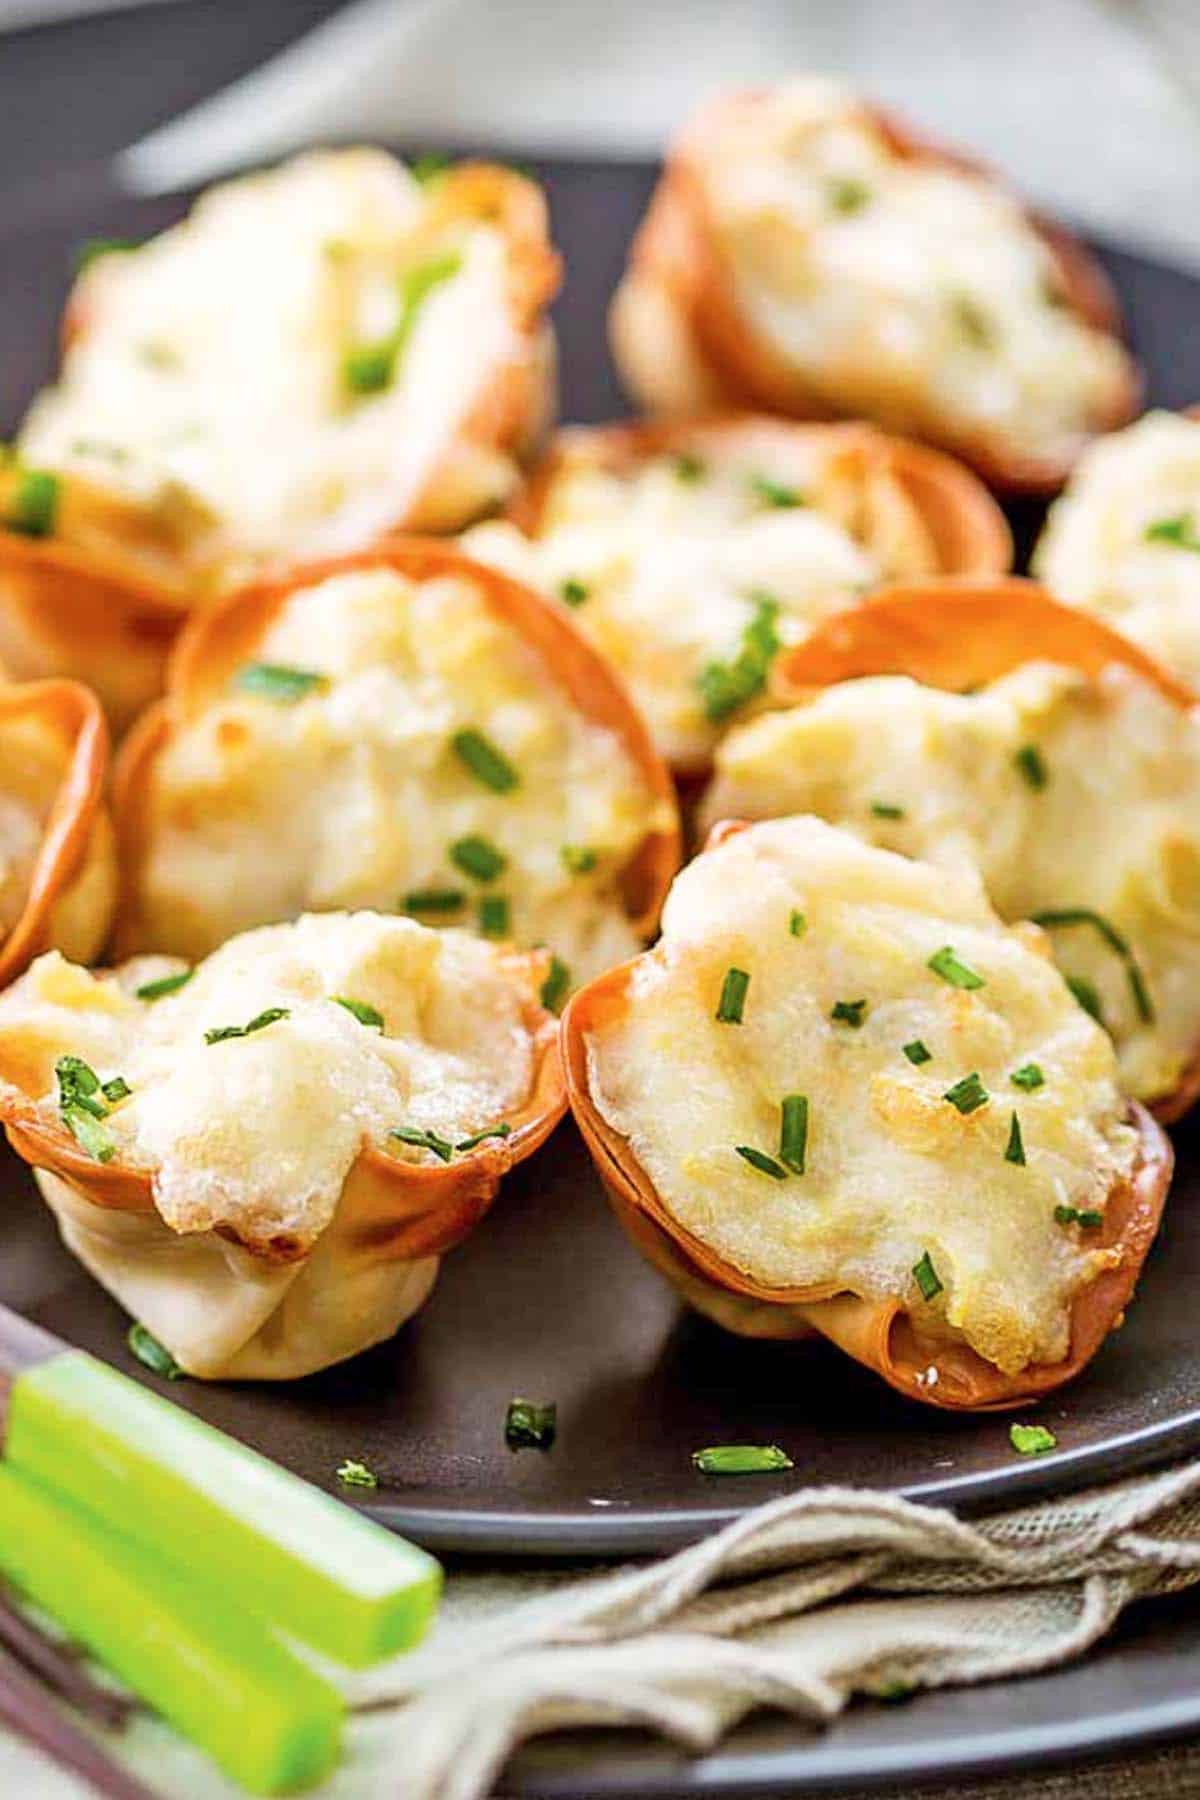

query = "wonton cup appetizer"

[
  {"left": 114, "top": 542, "right": 681, "bottom": 989},
  {"left": 3, "top": 148, "right": 560, "bottom": 727},
  {"left": 465, "top": 416, "right": 1010, "bottom": 773},
  {"left": 1034, "top": 408, "right": 1200, "bottom": 689},
  {"left": 701, "top": 580, "right": 1200, "bottom": 1118},
  {"left": 564, "top": 817, "right": 1170, "bottom": 1410},
  {"left": 0, "top": 680, "right": 116, "bottom": 987},
  {"left": 0, "top": 912, "right": 565, "bottom": 1379},
  {"left": 611, "top": 78, "right": 1139, "bottom": 493}
]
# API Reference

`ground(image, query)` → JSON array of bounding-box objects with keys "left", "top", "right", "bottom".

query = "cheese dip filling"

[
  {"left": 584, "top": 818, "right": 1137, "bottom": 1377},
  {"left": 701, "top": 661, "right": 1200, "bottom": 1106}
]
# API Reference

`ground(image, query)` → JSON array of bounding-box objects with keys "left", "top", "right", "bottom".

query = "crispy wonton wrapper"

[
  {"left": 610, "top": 91, "right": 1141, "bottom": 495},
  {"left": 563, "top": 818, "right": 1173, "bottom": 1411},
  {"left": 0, "top": 946, "right": 566, "bottom": 1379},
  {"left": 0, "top": 165, "right": 561, "bottom": 732}
]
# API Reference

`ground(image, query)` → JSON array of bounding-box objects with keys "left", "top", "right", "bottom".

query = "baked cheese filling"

[
  {"left": 16, "top": 148, "right": 540, "bottom": 594},
  {"left": 464, "top": 425, "right": 941, "bottom": 768},
  {"left": 0, "top": 712, "right": 72, "bottom": 938},
  {"left": 693, "top": 78, "right": 1130, "bottom": 470},
  {"left": 127, "top": 565, "right": 667, "bottom": 984},
  {"left": 701, "top": 662, "right": 1200, "bottom": 1103},
  {"left": 585, "top": 817, "right": 1135, "bottom": 1375},
  {"left": 0, "top": 912, "right": 539, "bottom": 1250},
  {"left": 1035, "top": 410, "right": 1200, "bottom": 688}
]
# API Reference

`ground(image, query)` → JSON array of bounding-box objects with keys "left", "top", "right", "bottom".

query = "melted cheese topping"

[
  {"left": 464, "top": 425, "right": 942, "bottom": 768},
  {"left": 1035, "top": 411, "right": 1200, "bottom": 687},
  {"left": 18, "top": 149, "right": 540, "bottom": 594},
  {"left": 0, "top": 713, "right": 71, "bottom": 937},
  {"left": 129, "top": 565, "right": 666, "bottom": 983},
  {"left": 586, "top": 817, "right": 1134, "bottom": 1375},
  {"left": 0, "top": 912, "right": 538, "bottom": 1247},
  {"left": 702, "top": 662, "right": 1200, "bottom": 1103},
  {"left": 693, "top": 78, "right": 1130, "bottom": 469}
]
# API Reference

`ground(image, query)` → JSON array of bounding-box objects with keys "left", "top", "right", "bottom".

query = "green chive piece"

[
  {"left": 389, "top": 1126, "right": 454, "bottom": 1163},
  {"left": 135, "top": 968, "right": 194, "bottom": 1002},
  {"left": 449, "top": 835, "right": 507, "bottom": 883},
  {"left": 830, "top": 998, "right": 868, "bottom": 1028},
  {"left": 478, "top": 894, "right": 510, "bottom": 939},
  {"left": 672, "top": 451, "right": 706, "bottom": 483},
  {"left": 779, "top": 1095, "right": 808, "bottom": 1174},
  {"left": 950, "top": 292, "right": 993, "bottom": 348},
  {"left": 1032, "top": 908, "right": 1154, "bottom": 1024},
  {"left": 540, "top": 956, "right": 570, "bottom": 1013},
  {"left": 55, "top": 1055, "right": 103, "bottom": 1113},
  {"left": 560, "top": 844, "right": 598, "bottom": 876},
  {"left": 333, "top": 996, "right": 384, "bottom": 1029},
  {"left": 1005, "top": 1111, "right": 1026, "bottom": 1166},
  {"left": 735, "top": 1145, "right": 788, "bottom": 1180},
  {"left": 1055, "top": 1204, "right": 1104, "bottom": 1229},
  {"left": 342, "top": 250, "right": 463, "bottom": 394},
  {"left": 1067, "top": 975, "right": 1105, "bottom": 1024},
  {"left": 692, "top": 1445, "right": 793, "bottom": 1475},
  {"left": 558, "top": 578, "right": 589, "bottom": 607},
  {"left": 903, "top": 1040, "right": 932, "bottom": 1065},
  {"left": 127, "top": 1324, "right": 182, "bottom": 1381},
  {"left": 55, "top": 1056, "right": 120, "bottom": 1162},
  {"left": 748, "top": 473, "right": 805, "bottom": 509},
  {"left": 1145, "top": 512, "right": 1200, "bottom": 554},
  {"left": 828, "top": 176, "right": 871, "bottom": 214},
  {"left": 1010, "top": 1423, "right": 1057, "bottom": 1456},
  {"left": 452, "top": 728, "right": 518, "bottom": 793},
  {"left": 912, "top": 1252, "right": 943, "bottom": 1302},
  {"left": 62, "top": 1107, "right": 115, "bottom": 1163},
  {"left": 1011, "top": 1063, "right": 1045, "bottom": 1091},
  {"left": 412, "top": 151, "right": 452, "bottom": 184},
  {"left": 403, "top": 888, "right": 466, "bottom": 915},
  {"left": 342, "top": 343, "right": 395, "bottom": 394},
  {"left": 335, "top": 1460, "right": 378, "bottom": 1489},
  {"left": 789, "top": 910, "right": 807, "bottom": 938},
  {"left": 943, "top": 1072, "right": 989, "bottom": 1115},
  {"left": 1014, "top": 744, "right": 1048, "bottom": 790},
  {"left": 698, "top": 591, "right": 781, "bottom": 723},
  {"left": 928, "top": 945, "right": 985, "bottom": 990},
  {"left": 101, "top": 1076, "right": 132, "bottom": 1105},
  {"left": 6, "top": 469, "right": 59, "bottom": 539},
  {"left": 455, "top": 1123, "right": 512, "bottom": 1153},
  {"left": 716, "top": 967, "right": 750, "bottom": 1024},
  {"left": 234, "top": 662, "right": 328, "bottom": 704},
  {"left": 505, "top": 1398, "right": 556, "bottom": 1452},
  {"left": 870, "top": 801, "right": 905, "bottom": 821},
  {"left": 203, "top": 1008, "right": 289, "bottom": 1046},
  {"left": 74, "top": 236, "right": 140, "bottom": 272}
]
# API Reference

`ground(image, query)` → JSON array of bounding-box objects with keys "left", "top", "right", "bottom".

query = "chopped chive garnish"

[
  {"left": 6, "top": 468, "right": 59, "bottom": 538},
  {"left": 55, "top": 1055, "right": 123, "bottom": 1163},
  {"left": 1067, "top": 974, "right": 1105, "bottom": 1024},
  {"left": 828, "top": 176, "right": 871, "bottom": 214},
  {"left": 1010, "top": 1423, "right": 1057, "bottom": 1456},
  {"left": 390, "top": 1126, "right": 454, "bottom": 1163},
  {"left": 540, "top": 955, "right": 570, "bottom": 1013},
  {"left": 1011, "top": 1063, "right": 1045, "bottom": 1091},
  {"left": 1005, "top": 1111, "right": 1026, "bottom": 1166},
  {"left": 748, "top": 473, "right": 805, "bottom": 509},
  {"left": 412, "top": 150, "right": 452, "bottom": 183},
  {"left": 561, "top": 844, "right": 598, "bottom": 875},
  {"left": 698, "top": 591, "right": 781, "bottom": 722},
  {"left": 55, "top": 1054, "right": 104, "bottom": 1116},
  {"left": 203, "top": 1007, "right": 289, "bottom": 1045},
  {"left": 779, "top": 1094, "right": 808, "bottom": 1174},
  {"left": 135, "top": 968, "right": 193, "bottom": 1002},
  {"left": 1145, "top": 512, "right": 1200, "bottom": 554},
  {"left": 63, "top": 1106, "right": 115, "bottom": 1162},
  {"left": 716, "top": 967, "right": 750, "bottom": 1024},
  {"left": 903, "top": 1040, "right": 932, "bottom": 1065},
  {"left": 1014, "top": 744, "right": 1048, "bottom": 790},
  {"left": 692, "top": 1445, "right": 793, "bottom": 1475},
  {"left": 870, "top": 801, "right": 905, "bottom": 820},
  {"left": 1032, "top": 908, "right": 1154, "bottom": 1024},
  {"left": 101, "top": 1076, "right": 131, "bottom": 1105},
  {"left": 478, "top": 894, "right": 510, "bottom": 938},
  {"left": 1055, "top": 1203, "right": 1104, "bottom": 1229},
  {"left": 333, "top": 996, "right": 384, "bottom": 1028},
  {"left": 789, "top": 910, "right": 807, "bottom": 938},
  {"left": 75, "top": 236, "right": 140, "bottom": 272},
  {"left": 830, "top": 998, "right": 868, "bottom": 1028},
  {"left": 452, "top": 728, "right": 519, "bottom": 793},
  {"left": 928, "top": 945, "right": 985, "bottom": 990},
  {"left": 505, "top": 1397, "right": 556, "bottom": 1451},
  {"left": 234, "top": 662, "right": 328, "bottom": 703},
  {"left": 343, "top": 250, "right": 463, "bottom": 394},
  {"left": 449, "top": 835, "right": 507, "bottom": 882},
  {"left": 735, "top": 1145, "right": 788, "bottom": 1180},
  {"left": 404, "top": 887, "right": 466, "bottom": 915},
  {"left": 672, "top": 451, "right": 706, "bottom": 483},
  {"left": 127, "top": 1324, "right": 182, "bottom": 1381},
  {"left": 950, "top": 292, "right": 993, "bottom": 348},
  {"left": 943, "top": 1072, "right": 989, "bottom": 1115},
  {"left": 455, "top": 1122, "right": 512, "bottom": 1152},
  {"left": 912, "top": 1252, "right": 943, "bottom": 1302},
  {"left": 559, "top": 578, "right": 589, "bottom": 607},
  {"left": 336, "top": 1460, "right": 378, "bottom": 1488}
]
